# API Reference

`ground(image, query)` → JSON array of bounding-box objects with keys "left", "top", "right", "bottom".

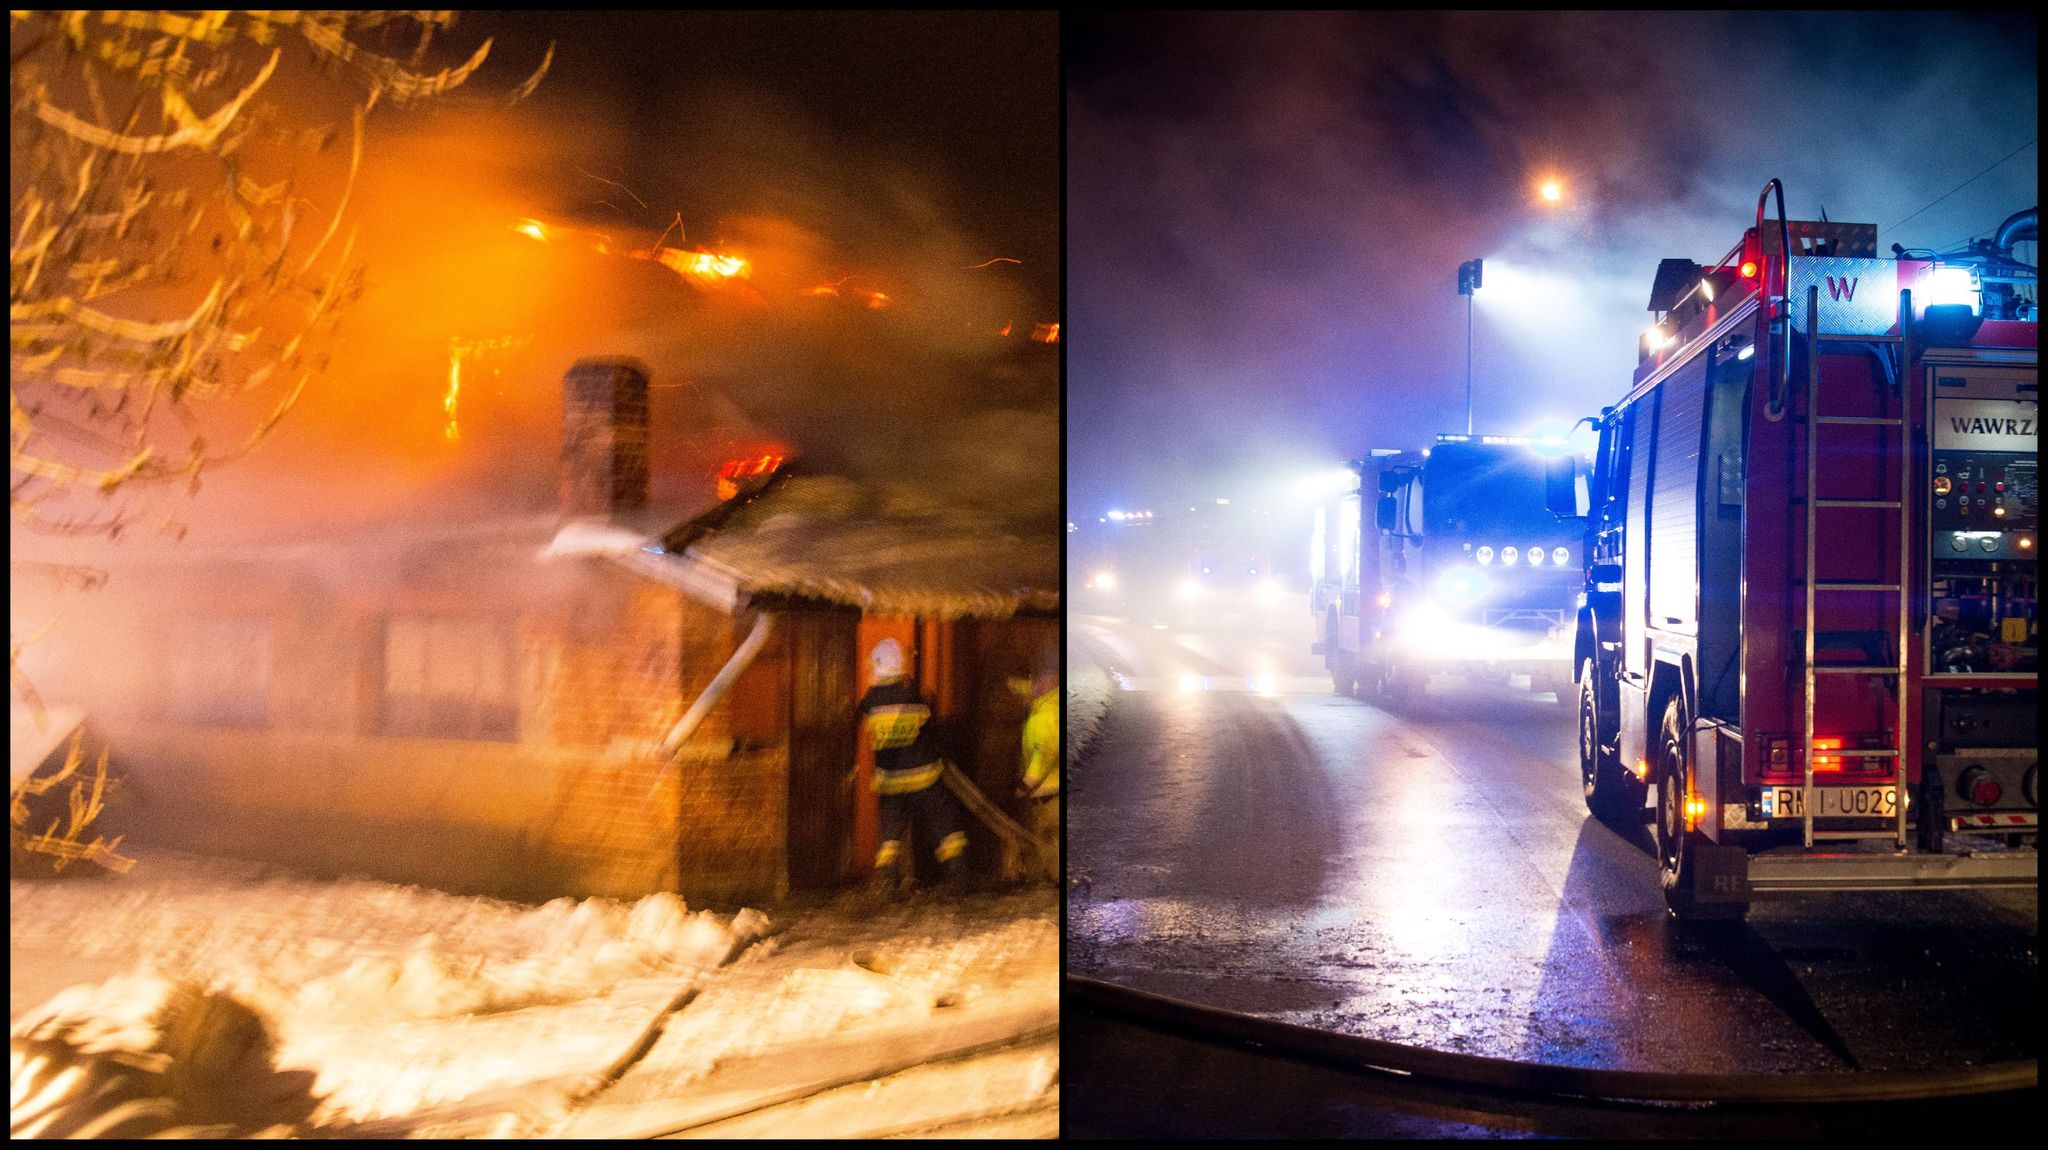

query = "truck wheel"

[
  {"left": 1580, "top": 659, "right": 1643, "bottom": 825},
  {"left": 1330, "top": 651, "right": 1354, "bottom": 697},
  {"left": 1655, "top": 697, "right": 1746, "bottom": 922}
]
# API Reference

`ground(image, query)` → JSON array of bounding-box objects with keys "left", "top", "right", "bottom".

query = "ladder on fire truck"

[{"left": 1796, "top": 282, "right": 1913, "bottom": 850}]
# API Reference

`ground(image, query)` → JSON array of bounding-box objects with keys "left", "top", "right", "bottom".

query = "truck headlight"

[
  {"left": 1501, "top": 546, "right": 1520, "bottom": 566},
  {"left": 1091, "top": 571, "right": 1117, "bottom": 591},
  {"left": 1177, "top": 578, "right": 1202, "bottom": 601},
  {"left": 1552, "top": 546, "right": 1570, "bottom": 566},
  {"left": 1475, "top": 545, "right": 1494, "bottom": 565},
  {"left": 1526, "top": 544, "right": 1545, "bottom": 566},
  {"left": 1436, "top": 567, "right": 1488, "bottom": 603}
]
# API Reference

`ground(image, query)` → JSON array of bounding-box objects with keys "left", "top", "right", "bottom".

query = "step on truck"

[
  {"left": 1548, "top": 181, "right": 2038, "bottom": 919},
  {"left": 1311, "top": 434, "right": 1583, "bottom": 706}
]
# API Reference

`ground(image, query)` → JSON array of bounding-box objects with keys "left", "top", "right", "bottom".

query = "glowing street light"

[{"left": 1539, "top": 178, "right": 1564, "bottom": 203}]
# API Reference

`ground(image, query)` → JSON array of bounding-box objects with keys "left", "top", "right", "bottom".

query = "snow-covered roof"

[{"left": 643, "top": 472, "right": 1058, "bottom": 620}]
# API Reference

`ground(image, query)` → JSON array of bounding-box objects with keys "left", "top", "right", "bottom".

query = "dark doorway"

[{"left": 785, "top": 608, "right": 860, "bottom": 889}]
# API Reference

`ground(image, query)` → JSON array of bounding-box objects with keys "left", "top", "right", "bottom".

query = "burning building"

[{"left": 11, "top": 358, "right": 1056, "bottom": 904}]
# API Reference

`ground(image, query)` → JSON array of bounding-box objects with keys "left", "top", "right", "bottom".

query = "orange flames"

[
  {"left": 1030, "top": 322, "right": 1059, "bottom": 344},
  {"left": 654, "top": 246, "right": 749, "bottom": 285},
  {"left": 443, "top": 350, "right": 463, "bottom": 442},
  {"left": 511, "top": 216, "right": 749, "bottom": 290},
  {"left": 715, "top": 452, "right": 786, "bottom": 500},
  {"left": 444, "top": 334, "right": 530, "bottom": 443}
]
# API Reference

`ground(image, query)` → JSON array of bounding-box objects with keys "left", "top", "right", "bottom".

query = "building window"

[
  {"left": 381, "top": 615, "right": 519, "bottom": 741},
  {"left": 165, "top": 616, "right": 272, "bottom": 728}
]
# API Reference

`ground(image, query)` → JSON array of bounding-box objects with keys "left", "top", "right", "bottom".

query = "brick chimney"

[{"left": 559, "top": 357, "right": 650, "bottom": 522}]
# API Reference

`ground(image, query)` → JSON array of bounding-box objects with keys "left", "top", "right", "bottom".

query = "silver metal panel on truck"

[{"left": 1786, "top": 257, "right": 1899, "bottom": 337}]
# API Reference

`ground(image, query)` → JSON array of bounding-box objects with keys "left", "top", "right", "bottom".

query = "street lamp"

[{"left": 1456, "top": 257, "right": 1483, "bottom": 435}]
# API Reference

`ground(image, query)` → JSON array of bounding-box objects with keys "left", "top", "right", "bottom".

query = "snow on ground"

[
  {"left": 10, "top": 851, "right": 760, "bottom": 1128},
  {"left": 556, "top": 889, "right": 1059, "bottom": 1139},
  {"left": 10, "top": 850, "right": 1058, "bottom": 1137}
]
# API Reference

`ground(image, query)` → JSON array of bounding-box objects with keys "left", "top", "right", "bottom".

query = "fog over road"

[{"left": 1067, "top": 604, "right": 2038, "bottom": 1074}]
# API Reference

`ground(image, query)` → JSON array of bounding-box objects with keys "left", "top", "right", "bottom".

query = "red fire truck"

[{"left": 1551, "top": 181, "right": 2037, "bottom": 920}]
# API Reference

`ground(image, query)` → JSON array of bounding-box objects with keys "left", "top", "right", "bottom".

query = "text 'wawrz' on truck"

[
  {"left": 1311, "top": 435, "right": 1583, "bottom": 706},
  {"left": 1547, "top": 181, "right": 2037, "bottom": 920}
]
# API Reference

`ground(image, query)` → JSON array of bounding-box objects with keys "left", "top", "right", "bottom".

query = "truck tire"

[
  {"left": 1655, "top": 697, "right": 1747, "bottom": 922},
  {"left": 1579, "top": 659, "right": 1643, "bottom": 825}
]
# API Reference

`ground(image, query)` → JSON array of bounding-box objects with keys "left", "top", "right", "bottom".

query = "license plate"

[{"left": 1761, "top": 786, "right": 1898, "bottom": 819}]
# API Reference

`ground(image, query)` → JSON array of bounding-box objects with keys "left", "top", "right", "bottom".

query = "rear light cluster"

[{"left": 1763, "top": 737, "right": 1891, "bottom": 775}]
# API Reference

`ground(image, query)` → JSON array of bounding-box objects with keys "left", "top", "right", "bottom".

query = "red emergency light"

[{"left": 1738, "top": 227, "right": 1762, "bottom": 281}]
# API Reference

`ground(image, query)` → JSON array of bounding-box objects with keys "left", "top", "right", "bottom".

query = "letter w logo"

[{"left": 1825, "top": 275, "right": 1858, "bottom": 301}]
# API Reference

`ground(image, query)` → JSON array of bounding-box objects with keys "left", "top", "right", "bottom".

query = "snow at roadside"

[
  {"left": 10, "top": 850, "right": 1057, "bottom": 1137},
  {"left": 1065, "top": 644, "right": 1116, "bottom": 773}
]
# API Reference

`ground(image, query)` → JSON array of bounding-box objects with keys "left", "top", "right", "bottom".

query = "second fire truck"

[
  {"left": 1553, "top": 181, "right": 2037, "bottom": 919},
  {"left": 1311, "top": 434, "right": 1582, "bottom": 705}
]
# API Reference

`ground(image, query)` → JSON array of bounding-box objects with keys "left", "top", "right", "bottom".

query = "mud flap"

[{"left": 1689, "top": 843, "right": 1751, "bottom": 903}]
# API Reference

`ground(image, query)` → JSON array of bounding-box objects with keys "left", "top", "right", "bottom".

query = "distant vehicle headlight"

[
  {"left": 1177, "top": 578, "right": 1202, "bottom": 601},
  {"left": 1255, "top": 578, "right": 1283, "bottom": 604},
  {"left": 1501, "top": 546, "right": 1520, "bottom": 566},
  {"left": 1092, "top": 571, "right": 1117, "bottom": 591},
  {"left": 1475, "top": 545, "right": 1495, "bottom": 565},
  {"left": 1552, "top": 546, "right": 1570, "bottom": 566},
  {"left": 1526, "top": 544, "right": 1544, "bottom": 566}
]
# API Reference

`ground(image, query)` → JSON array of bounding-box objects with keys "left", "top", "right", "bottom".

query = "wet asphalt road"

[{"left": 1067, "top": 605, "right": 2038, "bottom": 1075}]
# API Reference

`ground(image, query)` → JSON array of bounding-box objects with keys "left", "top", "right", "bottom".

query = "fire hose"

[
  {"left": 1067, "top": 975, "right": 2036, "bottom": 1106},
  {"left": 939, "top": 761, "right": 1058, "bottom": 882}
]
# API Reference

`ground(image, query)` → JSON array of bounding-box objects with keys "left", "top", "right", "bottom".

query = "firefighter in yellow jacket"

[
  {"left": 857, "top": 638, "right": 967, "bottom": 888},
  {"left": 1019, "top": 662, "right": 1060, "bottom": 874}
]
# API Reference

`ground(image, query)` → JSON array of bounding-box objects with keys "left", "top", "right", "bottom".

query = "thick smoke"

[
  {"left": 15, "top": 12, "right": 1058, "bottom": 554},
  {"left": 1067, "top": 11, "right": 2036, "bottom": 509}
]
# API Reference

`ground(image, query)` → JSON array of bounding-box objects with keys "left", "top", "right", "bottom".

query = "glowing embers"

[
  {"left": 804, "top": 277, "right": 891, "bottom": 309},
  {"left": 654, "top": 246, "right": 750, "bottom": 286},
  {"left": 993, "top": 321, "right": 1061, "bottom": 342},
  {"left": 511, "top": 215, "right": 751, "bottom": 290}
]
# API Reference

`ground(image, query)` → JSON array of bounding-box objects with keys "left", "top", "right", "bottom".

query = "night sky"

[{"left": 1067, "top": 11, "right": 2038, "bottom": 518}]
